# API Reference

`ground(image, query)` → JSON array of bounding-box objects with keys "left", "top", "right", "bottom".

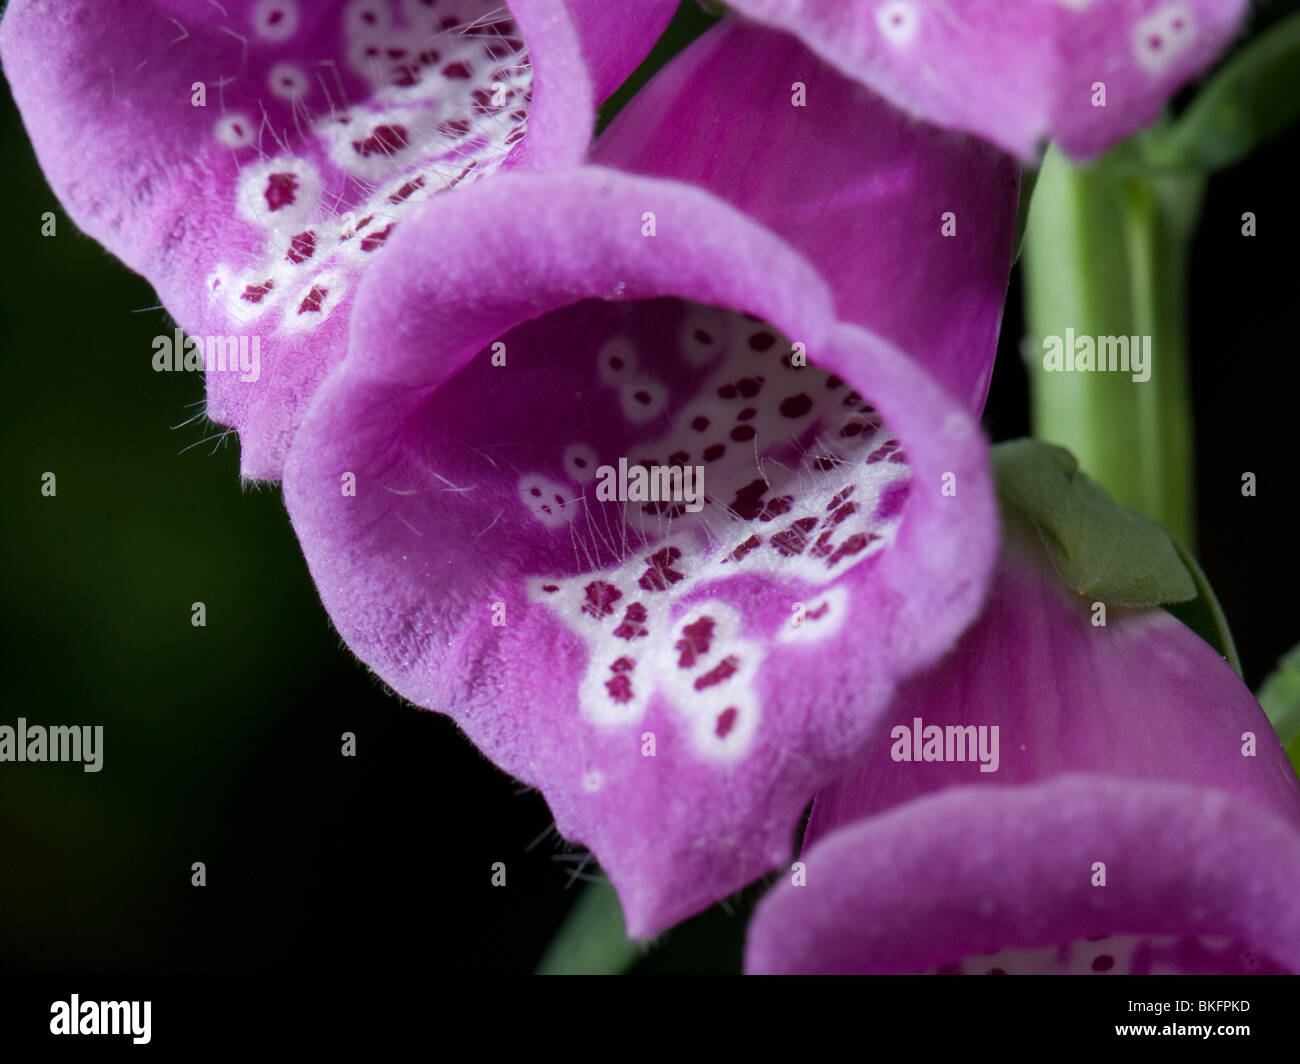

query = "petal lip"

[
  {"left": 723, "top": 0, "right": 1249, "bottom": 161},
  {"left": 746, "top": 775, "right": 1300, "bottom": 974},
  {"left": 284, "top": 166, "right": 999, "bottom": 937},
  {"left": 0, "top": 0, "right": 603, "bottom": 481}
]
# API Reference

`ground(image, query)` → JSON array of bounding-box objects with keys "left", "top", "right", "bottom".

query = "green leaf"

[
  {"left": 992, "top": 439, "right": 1196, "bottom": 606},
  {"left": 1143, "top": 11, "right": 1300, "bottom": 174},
  {"left": 536, "top": 883, "right": 642, "bottom": 975},
  {"left": 1258, "top": 643, "right": 1300, "bottom": 750}
]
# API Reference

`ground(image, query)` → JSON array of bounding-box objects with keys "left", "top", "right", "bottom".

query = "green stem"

[{"left": 1022, "top": 145, "right": 1203, "bottom": 547}]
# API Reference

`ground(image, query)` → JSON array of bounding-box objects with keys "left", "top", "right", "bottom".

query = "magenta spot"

[
  {"left": 610, "top": 656, "right": 635, "bottom": 673},
  {"left": 759, "top": 496, "right": 793, "bottom": 522},
  {"left": 360, "top": 222, "right": 396, "bottom": 252},
  {"left": 241, "top": 280, "right": 274, "bottom": 303},
  {"left": 286, "top": 230, "right": 316, "bottom": 264},
  {"left": 703, "top": 444, "right": 726, "bottom": 462},
  {"left": 605, "top": 673, "right": 634, "bottom": 703},
  {"left": 264, "top": 172, "right": 299, "bottom": 212},
  {"left": 826, "top": 532, "right": 877, "bottom": 567},
  {"left": 638, "top": 547, "right": 685, "bottom": 592},
  {"left": 714, "top": 707, "right": 738, "bottom": 739},
  {"left": 736, "top": 376, "right": 763, "bottom": 398},
  {"left": 634, "top": 390, "right": 652, "bottom": 406},
  {"left": 541, "top": 584, "right": 559, "bottom": 593},
  {"left": 717, "top": 384, "right": 738, "bottom": 400},
  {"left": 694, "top": 655, "right": 739, "bottom": 691},
  {"left": 730, "top": 424, "right": 756, "bottom": 443},
  {"left": 737, "top": 407, "right": 756, "bottom": 422},
  {"left": 613, "top": 603, "right": 649, "bottom": 641},
  {"left": 353, "top": 124, "right": 409, "bottom": 158},
  {"left": 442, "top": 61, "right": 472, "bottom": 79},
  {"left": 581, "top": 580, "right": 622, "bottom": 619},
  {"left": 1092, "top": 955, "right": 1115, "bottom": 972},
  {"left": 825, "top": 501, "right": 858, "bottom": 528},
  {"left": 731, "top": 534, "right": 761, "bottom": 562},
  {"left": 748, "top": 331, "right": 776, "bottom": 351},
  {"left": 297, "top": 286, "right": 327, "bottom": 314},
  {"left": 771, "top": 517, "right": 818, "bottom": 557},
  {"left": 780, "top": 393, "right": 813, "bottom": 419},
  {"left": 693, "top": 329, "right": 714, "bottom": 344},
  {"left": 1149, "top": 34, "right": 1163, "bottom": 50},
  {"left": 388, "top": 176, "right": 426, "bottom": 204},
  {"left": 691, "top": 416, "right": 710, "bottom": 432},
  {"left": 729, "top": 479, "right": 768, "bottom": 520},
  {"left": 675, "top": 616, "right": 715, "bottom": 668}
]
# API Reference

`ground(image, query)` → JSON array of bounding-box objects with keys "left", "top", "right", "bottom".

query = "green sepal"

[
  {"left": 1258, "top": 644, "right": 1300, "bottom": 757},
  {"left": 993, "top": 439, "right": 1196, "bottom": 607}
]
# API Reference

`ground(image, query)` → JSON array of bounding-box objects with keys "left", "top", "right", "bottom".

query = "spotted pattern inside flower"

[
  {"left": 205, "top": 0, "right": 531, "bottom": 335},
  {"left": 523, "top": 305, "right": 912, "bottom": 762},
  {"left": 928, "top": 934, "right": 1288, "bottom": 975}
]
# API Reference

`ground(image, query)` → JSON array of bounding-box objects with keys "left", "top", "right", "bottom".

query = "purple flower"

[
  {"left": 276, "top": 17, "right": 1021, "bottom": 938},
  {"left": 746, "top": 511, "right": 1300, "bottom": 974},
  {"left": 724, "top": 0, "right": 1249, "bottom": 159},
  {"left": 0, "top": 0, "right": 676, "bottom": 479},
  {"left": 280, "top": 157, "right": 1007, "bottom": 936}
]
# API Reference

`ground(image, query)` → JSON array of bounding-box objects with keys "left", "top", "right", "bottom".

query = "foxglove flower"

[
  {"left": 279, "top": 16, "right": 1021, "bottom": 936},
  {"left": 0, "top": 0, "right": 676, "bottom": 479},
  {"left": 724, "top": 0, "right": 1248, "bottom": 159},
  {"left": 282, "top": 163, "right": 1003, "bottom": 937},
  {"left": 746, "top": 511, "right": 1300, "bottom": 974}
]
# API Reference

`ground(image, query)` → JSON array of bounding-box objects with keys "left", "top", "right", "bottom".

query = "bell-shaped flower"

[
  {"left": 746, "top": 499, "right": 1300, "bottom": 974},
  {"left": 0, "top": 0, "right": 676, "bottom": 478},
  {"left": 281, "top": 163, "right": 1006, "bottom": 936},
  {"left": 724, "top": 0, "right": 1249, "bottom": 159},
  {"left": 278, "top": 15, "right": 1021, "bottom": 938}
]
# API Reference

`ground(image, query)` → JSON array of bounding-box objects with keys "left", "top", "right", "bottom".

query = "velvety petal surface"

[
  {"left": 724, "top": 0, "right": 1248, "bottom": 160},
  {"left": 283, "top": 168, "right": 999, "bottom": 937},
  {"left": 746, "top": 514, "right": 1300, "bottom": 973},
  {"left": 0, "top": 0, "right": 665, "bottom": 478},
  {"left": 595, "top": 17, "right": 1019, "bottom": 414}
]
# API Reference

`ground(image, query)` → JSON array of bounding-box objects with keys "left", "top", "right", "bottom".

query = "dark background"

[{"left": 1, "top": 1, "right": 1296, "bottom": 975}]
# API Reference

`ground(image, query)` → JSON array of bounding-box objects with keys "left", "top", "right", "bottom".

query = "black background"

[{"left": 1, "top": 0, "right": 1296, "bottom": 976}]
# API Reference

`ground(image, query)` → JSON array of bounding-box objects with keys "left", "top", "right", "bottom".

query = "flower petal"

[
  {"left": 562, "top": 0, "right": 677, "bottom": 103},
  {"left": 746, "top": 513, "right": 1300, "bottom": 972},
  {"left": 283, "top": 167, "right": 999, "bottom": 936},
  {"left": 723, "top": 0, "right": 1248, "bottom": 160},
  {"left": 0, "top": 0, "right": 665, "bottom": 478},
  {"left": 747, "top": 776, "right": 1300, "bottom": 973},
  {"left": 595, "top": 16, "right": 1019, "bottom": 413}
]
